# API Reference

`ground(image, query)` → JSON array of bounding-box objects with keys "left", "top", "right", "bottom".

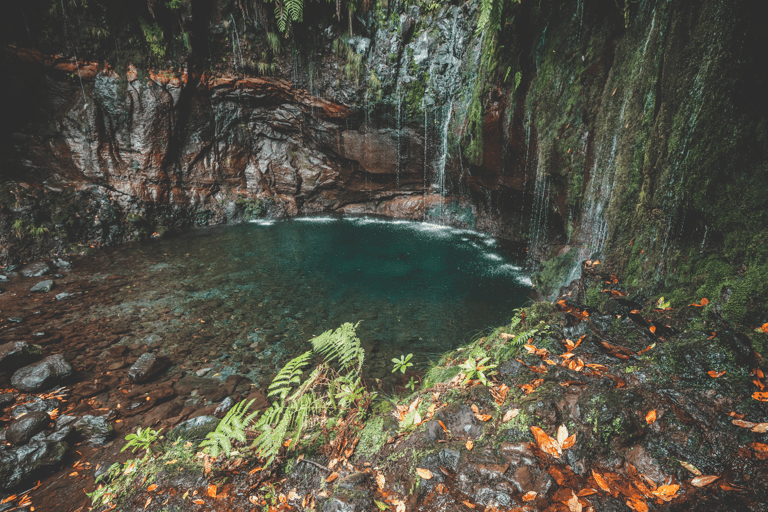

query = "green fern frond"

[
  {"left": 200, "top": 399, "right": 260, "bottom": 457},
  {"left": 285, "top": 0, "right": 303, "bottom": 22},
  {"left": 311, "top": 322, "right": 364, "bottom": 371},
  {"left": 268, "top": 350, "right": 314, "bottom": 400}
]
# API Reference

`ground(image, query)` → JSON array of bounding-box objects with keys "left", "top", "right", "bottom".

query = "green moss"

[{"left": 355, "top": 416, "right": 388, "bottom": 458}]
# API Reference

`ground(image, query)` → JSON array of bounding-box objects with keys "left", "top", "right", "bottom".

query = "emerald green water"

[{"left": 91, "top": 216, "right": 531, "bottom": 385}]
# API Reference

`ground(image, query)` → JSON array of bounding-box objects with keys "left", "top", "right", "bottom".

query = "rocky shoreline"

[{"left": 1, "top": 253, "right": 766, "bottom": 512}]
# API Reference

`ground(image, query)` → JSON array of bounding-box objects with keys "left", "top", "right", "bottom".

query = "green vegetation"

[{"left": 391, "top": 353, "right": 414, "bottom": 374}]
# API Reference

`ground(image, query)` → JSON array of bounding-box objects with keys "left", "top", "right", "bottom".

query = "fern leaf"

[
  {"left": 311, "top": 323, "right": 364, "bottom": 371},
  {"left": 268, "top": 350, "right": 313, "bottom": 400},
  {"left": 514, "top": 71, "right": 522, "bottom": 91}
]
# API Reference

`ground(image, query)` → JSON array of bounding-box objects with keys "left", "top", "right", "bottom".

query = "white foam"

[
  {"left": 294, "top": 216, "right": 338, "bottom": 223},
  {"left": 485, "top": 253, "right": 503, "bottom": 262},
  {"left": 249, "top": 219, "right": 276, "bottom": 226}
]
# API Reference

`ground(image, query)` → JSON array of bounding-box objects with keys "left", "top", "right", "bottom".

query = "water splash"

[{"left": 526, "top": 148, "right": 550, "bottom": 271}]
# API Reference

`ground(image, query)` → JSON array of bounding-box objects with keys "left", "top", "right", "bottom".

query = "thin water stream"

[{"left": 85, "top": 216, "right": 531, "bottom": 387}]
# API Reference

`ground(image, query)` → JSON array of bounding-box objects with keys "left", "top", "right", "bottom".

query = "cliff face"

[{"left": 1, "top": 0, "right": 766, "bottom": 323}]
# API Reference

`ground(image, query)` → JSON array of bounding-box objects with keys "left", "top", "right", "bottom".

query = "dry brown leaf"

[
  {"left": 557, "top": 425, "right": 569, "bottom": 446},
  {"left": 752, "top": 391, "right": 768, "bottom": 401},
  {"left": 207, "top": 484, "right": 217, "bottom": 498},
  {"left": 500, "top": 333, "right": 514, "bottom": 339},
  {"left": 408, "top": 397, "right": 421, "bottom": 413},
  {"left": 466, "top": 440, "right": 473, "bottom": 451},
  {"left": 649, "top": 326, "right": 657, "bottom": 334},
  {"left": 707, "top": 370, "right": 726, "bottom": 378},
  {"left": 592, "top": 470, "right": 610, "bottom": 492},
  {"left": 476, "top": 413, "right": 492, "bottom": 422},
  {"left": 438, "top": 420, "right": 449, "bottom": 434},
  {"left": 720, "top": 482, "right": 744, "bottom": 491},
  {"left": 645, "top": 410, "right": 657, "bottom": 424},
  {"left": 679, "top": 461, "right": 701, "bottom": 476},
  {"left": 204, "top": 455, "right": 211, "bottom": 475},
  {"left": 503, "top": 409, "right": 519, "bottom": 422},
  {"left": 462, "top": 500, "right": 476, "bottom": 509},
  {"left": 193, "top": 499, "right": 205, "bottom": 505},
  {"left": 567, "top": 493, "right": 583, "bottom": 512},
  {"left": 471, "top": 404, "right": 479, "bottom": 414},
  {"left": 577, "top": 488, "right": 598, "bottom": 497},
  {"left": 691, "top": 475, "right": 720, "bottom": 487},
  {"left": 376, "top": 473, "right": 385, "bottom": 489},
  {"left": 732, "top": 419, "right": 758, "bottom": 429},
  {"left": 326, "top": 472, "right": 339, "bottom": 483},
  {"left": 416, "top": 468, "right": 433, "bottom": 479},
  {"left": 751, "top": 423, "right": 768, "bottom": 433},
  {"left": 147, "top": 484, "right": 157, "bottom": 492},
  {"left": 531, "top": 426, "right": 561, "bottom": 458},
  {"left": 522, "top": 491, "right": 537, "bottom": 501},
  {"left": 749, "top": 442, "right": 768, "bottom": 453}
]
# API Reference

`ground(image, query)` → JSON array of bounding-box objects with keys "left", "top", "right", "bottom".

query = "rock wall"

[{"left": 1, "top": 0, "right": 767, "bottom": 324}]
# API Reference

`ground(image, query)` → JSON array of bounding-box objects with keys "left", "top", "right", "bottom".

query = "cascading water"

[{"left": 526, "top": 148, "right": 549, "bottom": 271}]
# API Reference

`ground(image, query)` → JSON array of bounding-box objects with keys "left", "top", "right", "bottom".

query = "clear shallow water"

[{"left": 92, "top": 216, "right": 531, "bottom": 385}]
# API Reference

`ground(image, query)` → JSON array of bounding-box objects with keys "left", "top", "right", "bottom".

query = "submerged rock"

[
  {"left": 169, "top": 415, "right": 219, "bottom": 441},
  {"left": 19, "top": 262, "right": 51, "bottom": 278},
  {"left": 11, "top": 354, "right": 72, "bottom": 392},
  {"left": 29, "top": 280, "right": 54, "bottom": 292},
  {"left": 128, "top": 353, "right": 165, "bottom": 382}
]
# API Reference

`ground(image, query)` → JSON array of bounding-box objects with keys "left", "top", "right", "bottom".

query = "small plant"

[
  {"left": 122, "top": 427, "right": 162, "bottom": 457},
  {"left": 405, "top": 376, "right": 418, "bottom": 391},
  {"left": 460, "top": 356, "right": 497, "bottom": 386},
  {"left": 391, "top": 353, "right": 414, "bottom": 374}
]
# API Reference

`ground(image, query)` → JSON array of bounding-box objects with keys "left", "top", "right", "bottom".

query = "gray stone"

[
  {"left": 7, "top": 317, "right": 24, "bottom": 324},
  {"left": 19, "top": 262, "right": 51, "bottom": 278},
  {"left": 168, "top": 415, "right": 219, "bottom": 441},
  {"left": 214, "top": 396, "right": 234, "bottom": 417},
  {"left": 54, "top": 259, "right": 72, "bottom": 269},
  {"left": 0, "top": 393, "right": 15, "bottom": 408},
  {"left": 0, "top": 440, "right": 68, "bottom": 490},
  {"left": 128, "top": 353, "right": 164, "bottom": 382},
  {"left": 6, "top": 412, "right": 51, "bottom": 446},
  {"left": 0, "top": 342, "right": 43, "bottom": 373},
  {"left": 73, "top": 415, "right": 113, "bottom": 446},
  {"left": 55, "top": 291, "right": 80, "bottom": 301},
  {"left": 30, "top": 280, "right": 54, "bottom": 293},
  {"left": 11, "top": 354, "right": 72, "bottom": 392}
]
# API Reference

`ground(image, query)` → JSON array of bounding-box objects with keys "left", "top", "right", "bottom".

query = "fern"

[
  {"left": 311, "top": 322, "right": 364, "bottom": 372},
  {"left": 268, "top": 350, "right": 314, "bottom": 401},
  {"left": 200, "top": 399, "right": 260, "bottom": 458},
  {"left": 514, "top": 71, "right": 522, "bottom": 91}
]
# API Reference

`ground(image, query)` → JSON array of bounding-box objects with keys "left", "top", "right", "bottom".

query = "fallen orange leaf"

[
  {"left": 144, "top": 497, "right": 152, "bottom": 509},
  {"left": 416, "top": 468, "right": 433, "bottom": 479},
  {"left": 751, "top": 423, "right": 768, "bottom": 433},
  {"left": 462, "top": 500, "right": 476, "bottom": 508},
  {"left": 193, "top": 499, "right": 204, "bottom": 505},
  {"left": 592, "top": 470, "right": 610, "bottom": 492},
  {"left": 754, "top": 368, "right": 765, "bottom": 379},
  {"left": 649, "top": 326, "right": 656, "bottom": 334},
  {"left": 732, "top": 419, "right": 757, "bottom": 429},
  {"left": 326, "top": 472, "right": 339, "bottom": 483},
  {"left": 531, "top": 426, "right": 561, "bottom": 458},
  {"left": 438, "top": 420, "right": 450, "bottom": 434},
  {"left": 626, "top": 498, "right": 649, "bottom": 512},
  {"left": 466, "top": 440, "right": 473, "bottom": 451},
  {"left": 502, "top": 409, "right": 519, "bottom": 422},
  {"left": 691, "top": 475, "right": 719, "bottom": 487},
  {"left": 567, "top": 492, "right": 583, "bottom": 512},
  {"left": 522, "top": 491, "right": 537, "bottom": 501},
  {"left": 749, "top": 442, "right": 768, "bottom": 453},
  {"left": 707, "top": 332, "right": 717, "bottom": 339},
  {"left": 652, "top": 484, "right": 679, "bottom": 501},
  {"left": 707, "top": 370, "right": 726, "bottom": 378},
  {"left": 376, "top": 473, "right": 385, "bottom": 488},
  {"left": 207, "top": 484, "right": 217, "bottom": 498},
  {"left": 752, "top": 391, "right": 768, "bottom": 402},
  {"left": 761, "top": 323, "right": 768, "bottom": 333},
  {"left": 147, "top": 484, "right": 157, "bottom": 492},
  {"left": 476, "top": 413, "right": 492, "bottom": 421},
  {"left": 645, "top": 410, "right": 657, "bottom": 424},
  {"left": 577, "top": 488, "right": 598, "bottom": 496},
  {"left": 562, "top": 434, "right": 576, "bottom": 450}
]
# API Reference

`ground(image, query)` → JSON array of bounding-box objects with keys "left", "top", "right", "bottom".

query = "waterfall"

[
  {"left": 434, "top": 101, "right": 453, "bottom": 224},
  {"left": 526, "top": 148, "right": 549, "bottom": 271}
]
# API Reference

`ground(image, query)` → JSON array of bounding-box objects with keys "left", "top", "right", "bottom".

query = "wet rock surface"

[
  {"left": 11, "top": 354, "right": 72, "bottom": 392},
  {"left": 6, "top": 411, "right": 52, "bottom": 446}
]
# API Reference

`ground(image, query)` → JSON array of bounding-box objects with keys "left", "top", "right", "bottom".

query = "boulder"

[
  {"left": 19, "top": 261, "right": 51, "bottom": 277},
  {"left": 11, "top": 354, "right": 72, "bottom": 392},
  {"left": 0, "top": 440, "right": 68, "bottom": 490},
  {"left": 128, "top": 353, "right": 165, "bottom": 382},
  {"left": 73, "top": 415, "right": 113, "bottom": 446},
  {"left": 168, "top": 415, "right": 219, "bottom": 441},
  {"left": 30, "top": 280, "right": 54, "bottom": 293},
  {"left": 0, "top": 342, "right": 43, "bottom": 373},
  {"left": 6, "top": 412, "right": 52, "bottom": 446},
  {"left": 12, "top": 398, "right": 60, "bottom": 417}
]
